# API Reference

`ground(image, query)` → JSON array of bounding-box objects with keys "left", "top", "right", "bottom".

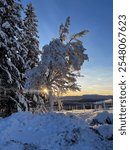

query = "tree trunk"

[{"left": 48, "top": 90, "right": 54, "bottom": 112}]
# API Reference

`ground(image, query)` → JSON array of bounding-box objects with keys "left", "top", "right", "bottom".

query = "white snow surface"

[
  {"left": 0, "top": 111, "right": 112, "bottom": 150},
  {"left": 94, "top": 124, "right": 113, "bottom": 139},
  {"left": 91, "top": 110, "right": 113, "bottom": 124}
]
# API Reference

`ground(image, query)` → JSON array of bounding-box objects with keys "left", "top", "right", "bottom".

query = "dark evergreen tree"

[
  {"left": 22, "top": 3, "right": 43, "bottom": 113},
  {"left": 0, "top": 0, "right": 28, "bottom": 116},
  {"left": 23, "top": 3, "right": 40, "bottom": 69}
]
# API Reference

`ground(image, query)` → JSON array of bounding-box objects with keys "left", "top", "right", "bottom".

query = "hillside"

[{"left": 61, "top": 94, "right": 113, "bottom": 102}]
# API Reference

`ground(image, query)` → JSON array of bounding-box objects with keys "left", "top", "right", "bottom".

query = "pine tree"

[
  {"left": 25, "top": 17, "right": 89, "bottom": 111},
  {"left": 22, "top": 3, "right": 42, "bottom": 113},
  {"left": 0, "top": 0, "right": 28, "bottom": 116},
  {"left": 23, "top": 3, "right": 40, "bottom": 69}
]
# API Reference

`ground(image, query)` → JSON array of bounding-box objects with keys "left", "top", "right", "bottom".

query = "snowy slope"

[{"left": 0, "top": 111, "right": 112, "bottom": 150}]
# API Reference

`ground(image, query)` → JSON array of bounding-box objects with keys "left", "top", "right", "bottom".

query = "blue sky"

[{"left": 22, "top": 0, "right": 113, "bottom": 95}]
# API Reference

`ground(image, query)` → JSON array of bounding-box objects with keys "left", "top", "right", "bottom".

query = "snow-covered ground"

[{"left": 0, "top": 110, "right": 112, "bottom": 150}]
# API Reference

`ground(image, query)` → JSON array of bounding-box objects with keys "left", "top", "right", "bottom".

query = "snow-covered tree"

[
  {"left": 23, "top": 3, "right": 40, "bottom": 69},
  {"left": 25, "top": 17, "right": 89, "bottom": 111},
  {"left": 20, "top": 3, "right": 42, "bottom": 113},
  {"left": 0, "top": 0, "right": 28, "bottom": 116}
]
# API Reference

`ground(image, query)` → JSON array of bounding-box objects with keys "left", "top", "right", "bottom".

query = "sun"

[
  {"left": 43, "top": 88, "right": 48, "bottom": 94},
  {"left": 40, "top": 87, "right": 49, "bottom": 95}
]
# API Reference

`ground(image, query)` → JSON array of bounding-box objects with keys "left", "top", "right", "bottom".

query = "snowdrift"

[
  {"left": 88, "top": 110, "right": 113, "bottom": 140},
  {"left": 0, "top": 111, "right": 112, "bottom": 150}
]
